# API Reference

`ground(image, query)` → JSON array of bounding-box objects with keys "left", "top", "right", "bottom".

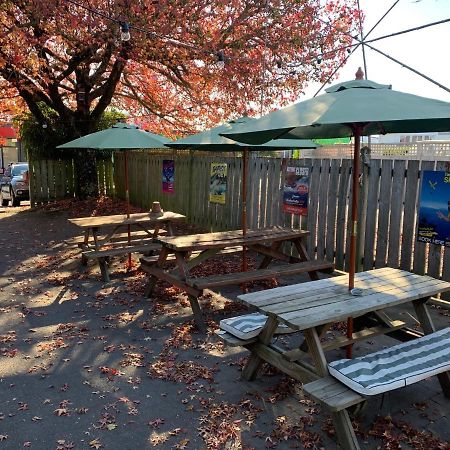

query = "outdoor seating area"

[
  {"left": 1, "top": 1, "right": 450, "bottom": 448},
  {"left": 215, "top": 267, "right": 450, "bottom": 449},
  {"left": 141, "top": 226, "right": 333, "bottom": 331},
  {"left": 68, "top": 210, "right": 186, "bottom": 281},
  {"left": 1, "top": 204, "right": 450, "bottom": 449}
]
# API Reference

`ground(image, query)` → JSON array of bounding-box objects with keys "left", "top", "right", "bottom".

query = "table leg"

[
  {"left": 413, "top": 298, "right": 450, "bottom": 398},
  {"left": 81, "top": 229, "right": 90, "bottom": 265},
  {"left": 167, "top": 222, "right": 175, "bottom": 236},
  {"left": 152, "top": 225, "right": 160, "bottom": 241},
  {"left": 303, "top": 327, "right": 328, "bottom": 377},
  {"left": 257, "top": 241, "right": 282, "bottom": 269},
  {"left": 304, "top": 327, "right": 360, "bottom": 450},
  {"left": 174, "top": 251, "right": 190, "bottom": 280},
  {"left": 242, "top": 316, "right": 279, "bottom": 381},
  {"left": 99, "top": 258, "right": 110, "bottom": 283},
  {"left": 92, "top": 227, "right": 110, "bottom": 283},
  {"left": 293, "top": 239, "right": 319, "bottom": 280},
  {"left": 174, "top": 252, "right": 207, "bottom": 333},
  {"left": 144, "top": 247, "right": 170, "bottom": 297},
  {"left": 188, "top": 295, "right": 206, "bottom": 333},
  {"left": 332, "top": 411, "right": 360, "bottom": 450}
]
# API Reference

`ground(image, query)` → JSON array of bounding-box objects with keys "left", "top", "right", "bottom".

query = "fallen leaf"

[{"left": 89, "top": 439, "right": 102, "bottom": 449}]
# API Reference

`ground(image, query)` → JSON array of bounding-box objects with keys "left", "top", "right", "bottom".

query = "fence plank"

[
  {"left": 335, "top": 159, "right": 351, "bottom": 271},
  {"left": 316, "top": 159, "right": 330, "bottom": 260},
  {"left": 362, "top": 159, "right": 381, "bottom": 270},
  {"left": 387, "top": 160, "right": 406, "bottom": 268},
  {"left": 374, "top": 159, "right": 393, "bottom": 267},
  {"left": 306, "top": 160, "right": 321, "bottom": 258},
  {"left": 399, "top": 160, "right": 420, "bottom": 271},
  {"left": 325, "top": 159, "right": 340, "bottom": 263}
]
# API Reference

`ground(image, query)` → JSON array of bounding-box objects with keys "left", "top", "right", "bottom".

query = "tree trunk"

[{"left": 73, "top": 149, "right": 99, "bottom": 198}]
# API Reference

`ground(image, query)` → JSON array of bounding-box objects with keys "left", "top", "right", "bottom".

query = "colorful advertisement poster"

[
  {"left": 417, "top": 170, "right": 450, "bottom": 247},
  {"left": 162, "top": 160, "right": 174, "bottom": 194},
  {"left": 282, "top": 166, "right": 309, "bottom": 215},
  {"left": 209, "top": 163, "right": 227, "bottom": 204}
]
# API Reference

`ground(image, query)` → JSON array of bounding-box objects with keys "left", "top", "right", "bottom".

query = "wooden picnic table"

[
  {"left": 141, "top": 226, "right": 333, "bottom": 331},
  {"left": 69, "top": 211, "right": 186, "bottom": 281},
  {"left": 234, "top": 267, "right": 450, "bottom": 450}
]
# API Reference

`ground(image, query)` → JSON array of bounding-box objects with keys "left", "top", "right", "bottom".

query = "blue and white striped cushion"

[
  {"left": 328, "top": 327, "right": 450, "bottom": 395},
  {"left": 220, "top": 313, "right": 294, "bottom": 340}
]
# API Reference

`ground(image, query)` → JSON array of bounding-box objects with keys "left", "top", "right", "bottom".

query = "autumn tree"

[{"left": 0, "top": 0, "right": 360, "bottom": 195}]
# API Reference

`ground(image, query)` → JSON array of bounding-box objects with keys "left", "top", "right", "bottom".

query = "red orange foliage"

[{"left": 0, "top": 0, "right": 361, "bottom": 138}]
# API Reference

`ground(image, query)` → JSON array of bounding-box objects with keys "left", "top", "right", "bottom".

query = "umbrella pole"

[
  {"left": 242, "top": 148, "right": 249, "bottom": 273},
  {"left": 346, "top": 126, "right": 362, "bottom": 358},
  {"left": 124, "top": 151, "right": 132, "bottom": 269}
]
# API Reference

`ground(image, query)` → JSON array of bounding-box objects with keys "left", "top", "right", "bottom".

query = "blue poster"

[{"left": 417, "top": 170, "right": 450, "bottom": 247}]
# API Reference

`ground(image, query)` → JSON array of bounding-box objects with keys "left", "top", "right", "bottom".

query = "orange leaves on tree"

[{"left": 0, "top": 0, "right": 361, "bottom": 138}]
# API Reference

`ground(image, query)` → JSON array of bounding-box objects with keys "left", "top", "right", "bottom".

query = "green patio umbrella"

[
  {"left": 166, "top": 117, "right": 318, "bottom": 270},
  {"left": 58, "top": 122, "right": 169, "bottom": 266},
  {"left": 222, "top": 72, "right": 450, "bottom": 356}
]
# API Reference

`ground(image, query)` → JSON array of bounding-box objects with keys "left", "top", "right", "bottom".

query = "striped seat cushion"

[
  {"left": 219, "top": 313, "right": 294, "bottom": 340},
  {"left": 328, "top": 327, "right": 450, "bottom": 395}
]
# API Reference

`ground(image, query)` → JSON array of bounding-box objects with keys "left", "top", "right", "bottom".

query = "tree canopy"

[{"left": 0, "top": 0, "right": 361, "bottom": 139}]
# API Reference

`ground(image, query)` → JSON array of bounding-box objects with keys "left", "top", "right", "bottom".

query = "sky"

[{"left": 303, "top": 0, "right": 450, "bottom": 101}]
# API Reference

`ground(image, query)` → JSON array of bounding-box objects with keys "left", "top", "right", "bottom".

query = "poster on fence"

[
  {"left": 209, "top": 162, "right": 227, "bottom": 204},
  {"left": 417, "top": 170, "right": 450, "bottom": 247},
  {"left": 162, "top": 160, "right": 174, "bottom": 194},
  {"left": 282, "top": 166, "right": 309, "bottom": 215}
]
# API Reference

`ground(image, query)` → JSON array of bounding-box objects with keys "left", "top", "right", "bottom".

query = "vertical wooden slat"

[
  {"left": 364, "top": 159, "right": 383, "bottom": 270},
  {"left": 335, "top": 159, "right": 351, "bottom": 271},
  {"left": 29, "top": 159, "right": 37, "bottom": 207},
  {"left": 316, "top": 159, "right": 330, "bottom": 260},
  {"left": 306, "top": 160, "right": 321, "bottom": 258},
  {"left": 40, "top": 160, "right": 48, "bottom": 203},
  {"left": 400, "top": 160, "right": 420, "bottom": 271},
  {"left": 344, "top": 159, "right": 354, "bottom": 273},
  {"left": 374, "top": 160, "right": 394, "bottom": 267},
  {"left": 325, "top": 159, "right": 340, "bottom": 263},
  {"left": 387, "top": 160, "right": 406, "bottom": 268}
]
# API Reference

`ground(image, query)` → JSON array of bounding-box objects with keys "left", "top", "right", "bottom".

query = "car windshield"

[{"left": 11, "top": 164, "right": 28, "bottom": 177}]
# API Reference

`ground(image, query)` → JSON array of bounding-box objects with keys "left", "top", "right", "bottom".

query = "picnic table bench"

[
  {"left": 68, "top": 211, "right": 185, "bottom": 281},
  {"left": 216, "top": 268, "right": 450, "bottom": 450},
  {"left": 141, "top": 226, "right": 333, "bottom": 331}
]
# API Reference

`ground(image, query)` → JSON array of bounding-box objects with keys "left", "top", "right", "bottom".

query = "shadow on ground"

[{"left": 0, "top": 204, "right": 449, "bottom": 449}]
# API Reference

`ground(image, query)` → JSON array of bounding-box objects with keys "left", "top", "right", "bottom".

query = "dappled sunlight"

[{"left": 0, "top": 202, "right": 449, "bottom": 449}]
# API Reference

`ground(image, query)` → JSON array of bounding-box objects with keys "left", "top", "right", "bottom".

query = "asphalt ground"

[{"left": 0, "top": 200, "right": 449, "bottom": 450}]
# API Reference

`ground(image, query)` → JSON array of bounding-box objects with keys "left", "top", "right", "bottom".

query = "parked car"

[{"left": 0, "top": 162, "right": 29, "bottom": 207}]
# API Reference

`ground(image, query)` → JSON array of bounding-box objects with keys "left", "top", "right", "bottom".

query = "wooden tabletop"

[
  {"left": 158, "top": 226, "right": 309, "bottom": 251},
  {"left": 238, "top": 267, "right": 450, "bottom": 331},
  {"left": 69, "top": 211, "right": 185, "bottom": 228}
]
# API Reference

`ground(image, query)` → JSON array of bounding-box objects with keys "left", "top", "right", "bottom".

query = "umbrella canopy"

[
  {"left": 166, "top": 117, "right": 317, "bottom": 150},
  {"left": 58, "top": 122, "right": 169, "bottom": 268},
  {"left": 221, "top": 74, "right": 450, "bottom": 357},
  {"left": 166, "top": 118, "right": 317, "bottom": 273},
  {"left": 222, "top": 79, "right": 450, "bottom": 144},
  {"left": 57, "top": 122, "right": 169, "bottom": 149}
]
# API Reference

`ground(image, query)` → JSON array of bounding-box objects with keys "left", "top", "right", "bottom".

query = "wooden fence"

[
  {"left": 114, "top": 150, "right": 450, "bottom": 287},
  {"left": 29, "top": 158, "right": 114, "bottom": 206}
]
